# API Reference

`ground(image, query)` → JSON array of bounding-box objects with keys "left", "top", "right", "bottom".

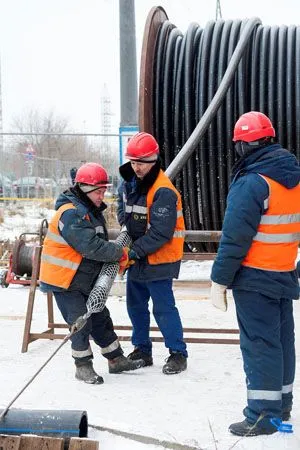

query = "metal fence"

[{"left": 0, "top": 133, "right": 123, "bottom": 199}]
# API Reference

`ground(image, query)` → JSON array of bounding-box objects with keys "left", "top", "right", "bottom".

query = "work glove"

[
  {"left": 210, "top": 281, "right": 228, "bottom": 312},
  {"left": 118, "top": 247, "right": 135, "bottom": 274}
]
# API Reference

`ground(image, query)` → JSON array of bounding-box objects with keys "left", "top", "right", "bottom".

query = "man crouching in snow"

[{"left": 39, "top": 162, "right": 144, "bottom": 384}]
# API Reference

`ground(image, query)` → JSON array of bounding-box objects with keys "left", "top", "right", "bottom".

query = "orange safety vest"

[
  {"left": 39, "top": 203, "right": 83, "bottom": 288},
  {"left": 146, "top": 170, "right": 185, "bottom": 265},
  {"left": 242, "top": 174, "right": 300, "bottom": 271}
]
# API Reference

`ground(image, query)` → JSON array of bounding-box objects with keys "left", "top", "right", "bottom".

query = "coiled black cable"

[{"left": 148, "top": 17, "right": 300, "bottom": 246}]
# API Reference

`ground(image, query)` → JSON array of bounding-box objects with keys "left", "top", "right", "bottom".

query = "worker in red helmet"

[
  {"left": 39, "top": 162, "right": 144, "bottom": 384},
  {"left": 117, "top": 132, "right": 188, "bottom": 374},
  {"left": 210, "top": 111, "right": 300, "bottom": 436}
]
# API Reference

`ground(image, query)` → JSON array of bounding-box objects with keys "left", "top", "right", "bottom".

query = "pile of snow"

[{"left": 0, "top": 202, "right": 53, "bottom": 242}]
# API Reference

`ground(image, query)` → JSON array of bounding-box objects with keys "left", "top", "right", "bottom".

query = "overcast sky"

[{"left": 0, "top": 0, "right": 299, "bottom": 133}]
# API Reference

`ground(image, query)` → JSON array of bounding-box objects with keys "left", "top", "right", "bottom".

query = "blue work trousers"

[
  {"left": 233, "top": 289, "right": 295, "bottom": 428},
  {"left": 54, "top": 290, "right": 122, "bottom": 361},
  {"left": 126, "top": 279, "right": 187, "bottom": 357}
]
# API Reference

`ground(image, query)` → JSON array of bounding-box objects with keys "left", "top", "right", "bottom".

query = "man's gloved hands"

[
  {"left": 210, "top": 281, "right": 228, "bottom": 312},
  {"left": 118, "top": 247, "right": 136, "bottom": 274}
]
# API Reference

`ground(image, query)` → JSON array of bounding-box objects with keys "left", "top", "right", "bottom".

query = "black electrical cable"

[
  {"left": 163, "top": 27, "right": 182, "bottom": 168},
  {"left": 277, "top": 26, "right": 287, "bottom": 147},
  {"left": 154, "top": 20, "right": 174, "bottom": 162},
  {"left": 217, "top": 20, "right": 232, "bottom": 221},
  {"left": 148, "top": 17, "right": 300, "bottom": 245}
]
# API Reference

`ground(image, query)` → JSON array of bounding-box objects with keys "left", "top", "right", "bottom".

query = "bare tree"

[{"left": 10, "top": 109, "right": 88, "bottom": 181}]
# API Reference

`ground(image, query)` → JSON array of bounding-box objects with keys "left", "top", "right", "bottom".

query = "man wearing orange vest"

[
  {"left": 39, "top": 163, "right": 144, "bottom": 384},
  {"left": 117, "top": 132, "right": 188, "bottom": 374},
  {"left": 210, "top": 112, "right": 300, "bottom": 436}
]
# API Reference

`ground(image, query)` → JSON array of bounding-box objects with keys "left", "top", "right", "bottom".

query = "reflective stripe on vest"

[
  {"left": 39, "top": 203, "right": 83, "bottom": 288},
  {"left": 125, "top": 204, "right": 148, "bottom": 214},
  {"left": 242, "top": 175, "right": 300, "bottom": 271},
  {"left": 146, "top": 170, "right": 185, "bottom": 265}
]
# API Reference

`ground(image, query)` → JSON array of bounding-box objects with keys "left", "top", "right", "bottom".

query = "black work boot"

[
  {"left": 229, "top": 419, "right": 277, "bottom": 436},
  {"left": 127, "top": 348, "right": 153, "bottom": 366},
  {"left": 108, "top": 355, "right": 145, "bottom": 374},
  {"left": 282, "top": 411, "right": 291, "bottom": 421},
  {"left": 75, "top": 360, "right": 104, "bottom": 384},
  {"left": 162, "top": 352, "right": 187, "bottom": 375}
]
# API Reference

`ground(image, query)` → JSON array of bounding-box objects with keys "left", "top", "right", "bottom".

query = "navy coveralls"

[
  {"left": 117, "top": 161, "right": 187, "bottom": 357},
  {"left": 211, "top": 145, "right": 300, "bottom": 430}
]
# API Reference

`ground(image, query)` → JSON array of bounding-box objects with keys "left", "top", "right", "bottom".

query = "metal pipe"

[
  {"left": 0, "top": 408, "right": 88, "bottom": 438},
  {"left": 108, "top": 229, "right": 221, "bottom": 242},
  {"left": 183, "top": 230, "right": 221, "bottom": 242}
]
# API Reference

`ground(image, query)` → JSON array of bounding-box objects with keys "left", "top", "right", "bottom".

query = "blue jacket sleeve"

[
  {"left": 132, "top": 187, "right": 178, "bottom": 257},
  {"left": 59, "top": 209, "right": 123, "bottom": 262},
  {"left": 211, "top": 174, "right": 269, "bottom": 286}
]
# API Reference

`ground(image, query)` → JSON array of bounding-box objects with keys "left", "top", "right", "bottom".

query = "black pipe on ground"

[{"left": 0, "top": 408, "right": 88, "bottom": 439}]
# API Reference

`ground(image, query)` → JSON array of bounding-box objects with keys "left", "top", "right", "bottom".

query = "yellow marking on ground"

[
  {"left": 0, "top": 197, "right": 54, "bottom": 202},
  {"left": 0, "top": 197, "right": 115, "bottom": 203}
]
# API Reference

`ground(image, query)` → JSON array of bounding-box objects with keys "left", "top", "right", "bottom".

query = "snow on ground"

[
  {"left": 0, "top": 202, "right": 54, "bottom": 242},
  {"left": 1, "top": 278, "right": 300, "bottom": 449},
  {"left": 0, "top": 205, "right": 300, "bottom": 449}
]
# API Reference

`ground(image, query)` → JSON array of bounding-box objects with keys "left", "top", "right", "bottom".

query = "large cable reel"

[{"left": 139, "top": 7, "right": 300, "bottom": 244}]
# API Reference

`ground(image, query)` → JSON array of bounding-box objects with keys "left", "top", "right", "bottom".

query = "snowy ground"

[
  {"left": 0, "top": 205, "right": 300, "bottom": 449},
  {"left": 0, "top": 276, "right": 299, "bottom": 450}
]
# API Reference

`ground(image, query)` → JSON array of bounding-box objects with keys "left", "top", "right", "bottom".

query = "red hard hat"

[
  {"left": 75, "top": 163, "right": 111, "bottom": 187},
  {"left": 233, "top": 111, "right": 275, "bottom": 142},
  {"left": 125, "top": 132, "right": 159, "bottom": 160}
]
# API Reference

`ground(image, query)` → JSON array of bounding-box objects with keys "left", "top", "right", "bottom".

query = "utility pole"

[
  {"left": 0, "top": 56, "right": 3, "bottom": 176},
  {"left": 119, "top": 0, "right": 139, "bottom": 165},
  {"left": 216, "top": 0, "right": 223, "bottom": 20},
  {"left": 119, "top": 0, "right": 138, "bottom": 126}
]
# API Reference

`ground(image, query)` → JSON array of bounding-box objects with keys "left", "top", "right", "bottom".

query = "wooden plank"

[
  {"left": 0, "top": 434, "right": 21, "bottom": 450},
  {"left": 68, "top": 437, "right": 99, "bottom": 450},
  {"left": 29, "top": 333, "right": 68, "bottom": 340},
  {"left": 18, "top": 435, "right": 64, "bottom": 450}
]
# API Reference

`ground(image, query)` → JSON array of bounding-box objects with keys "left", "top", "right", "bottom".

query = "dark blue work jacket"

[
  {"left": 117, "top": 161, "right": 181, "bottom": 281},
  {"left": 40, "top": 186, "right": 122, "bottom": 295},
  {"left": 211, "top": 144, "right": 300, "bottom": 300}
]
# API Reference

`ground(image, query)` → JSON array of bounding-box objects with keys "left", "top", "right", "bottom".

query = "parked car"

[{"left": 13, "top": 177, "right": 57, "bottom": 198}]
